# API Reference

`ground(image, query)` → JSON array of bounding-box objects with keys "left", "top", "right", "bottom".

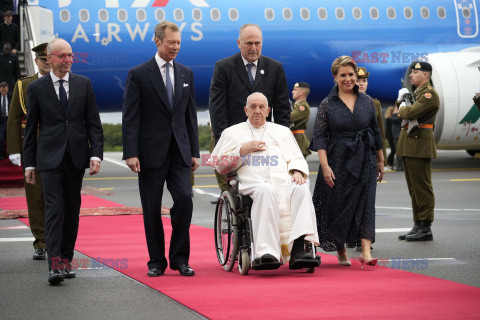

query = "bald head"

[{"left": 47, "top": 38, "right": 73, "bottom": 78}]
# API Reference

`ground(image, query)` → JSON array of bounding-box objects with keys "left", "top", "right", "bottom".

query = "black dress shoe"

[
  {"left": 172, "top": 264, "right": 195, "bottom": 276},
  {"left": 63, "top": 267, "right": 76, "bottom": 279},
  {"left": 147, "top": 267, "right": 164, "bottom": 277},
  {"left": 253, "top": 254, "right": 282, "bottom": 270},
  {"left": 33, "top": 248, "right": 46, "bottom": 260},
  {"left": 399, "top": 221, "right": 420, "bottom": 240},
  {"left": 48, "top": 269, "right": 64, "bottom": 285}
]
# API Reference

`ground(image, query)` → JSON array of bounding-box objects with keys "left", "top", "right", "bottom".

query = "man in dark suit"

[
  {"left": 122, "top": 21, "right": 200, "bottom": 277},
  {"left": 0, "top": 42, "right": 19, "bottom": 90},
  {"left": 0, "top": 81, "right": 10, "bottom": 159},
  {"left": 208, "top": 23, "right": 290, "bottom": 198},
  {"left": 23, "top": 38, "right": 103, "bottom": 285},
  {"left": 0, "top": 11, "right": 19, "bottom": 54}
]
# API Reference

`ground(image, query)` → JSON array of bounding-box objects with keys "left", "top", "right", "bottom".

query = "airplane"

[{"left": 20, "top": 0, "right": 480, "bottom": 154}]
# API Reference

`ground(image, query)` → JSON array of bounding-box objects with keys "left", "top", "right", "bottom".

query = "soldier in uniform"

[
  {"left": 356, "top": 67, "right": 387, "bottom": 166},
  {"left": 290, "top": 82, "right": 311, "bottom": 158},
  {"left": 6, "top": 42, "right": 50, "bottom": 259},
  {"left": 396, "top": 61, "right": 439, "bottom": 242},
  {"left": 208, "top": 122, "right": 227, "bottom": 204}
]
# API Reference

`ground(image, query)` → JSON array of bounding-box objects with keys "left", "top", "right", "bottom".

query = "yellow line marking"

[
  {"left": 194, "top": 174, "right": 216, "bottom": 177},
  {"left": 449, "top": 178, "right": 480, "bottom": 182},
  {"left": 84, "top": 177, "right": 138, "bottom": 181},
  {"left": 99, "top": 188, "right": 114, "bottom": 190},
  {"left": 433, "top": 168, "right": 480, "bottom": 172}
]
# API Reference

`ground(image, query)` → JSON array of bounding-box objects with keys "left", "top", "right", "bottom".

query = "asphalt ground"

[{"left": 1, "top": 149, "right": 479, "bottom": 319}]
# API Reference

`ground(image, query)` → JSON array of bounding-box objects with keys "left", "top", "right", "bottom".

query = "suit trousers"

[
  {"left": 23, "top": 167, "right": 46, "bottom": 249},
  {"left": 138, "top": 137, "right": 193, "bottom": 270},
  {"left": 40, "top": 152, "right": 85, "bottom": 270},
  {"left": 402, "top": 156, "right": 435, "bottom": 222}
]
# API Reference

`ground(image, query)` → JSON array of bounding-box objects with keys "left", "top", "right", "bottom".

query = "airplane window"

[
  {"left": 300, "top": 8, "right": 310, "bottom": 20},
  {"left": 192, "top": 8, "right": 202, "bottom": 21},
  {"left": 117, "top": 9, "right": 127, "bottom": 22},
  {"left": 318, "top": 8, "right": 327, "bottom": 20},
  {"left": 155, "top": 9, "right": 165, "bottom": 22},
  {"left": 283, "top": 8, "right": 292, "bottom": 21},
  {"left": 387, "top": 7, "right": 396, "bottom": 19},
  {"left": 265, "top": 8, "right": 274, "bottom": 21},
  {"left": 462, "top": 7, "right": 471, "bottom": 19},
  {"left": 420, "top": 7, "right": 430, "bottom": 19},
  {"left": 137, "top": 9, "right": 146, "bottom": 22},
  {"left": 99, "top": 9, "right": 108, "bottom": 22},
  {"left": 404, "top": 7, "right": 413, "bottom": 19},
  {"left": 211, "top": 8, "right": 220, "bottom": 21},
  {"left": 174, "top": 9, "right": 184, "bottom": 21},
  {"left": 229, "top": 8, "right": 239, "bottom": 21},
  {"left": 79, "top": 9, "right": 89, "bottom": 22},
  {"left": 335, "top": 8, "right": 345, "bottom": 20},
  {"left": 369, "top": 7, "right": 379, "bottom": 20},
  {"left": 352, "top": 7, "right": 362, "bottom": 20},
  {"left": 60, "top": 9, "right": 70, "bottom": 23},
  {"left": 437, "top": 7, "right": 446, "bottom": 19}
]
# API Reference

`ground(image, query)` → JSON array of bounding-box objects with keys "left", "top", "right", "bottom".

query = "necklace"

[{"left": 248, "top": 123, "right": 267, "bottom": 141}]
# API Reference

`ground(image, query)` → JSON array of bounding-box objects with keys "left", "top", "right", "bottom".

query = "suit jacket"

[
  {"left": 0, "top": 52, "right": 19, "bottom": 88},
  {"left": 209, "top": 52, "right": 290, "bottom": 141},
  {"left": 0, "top": 91, "right": 11, "bottom": 116},
  {"left": 7, "top": 73, "right": 37, "bottom": 154},
  {"left": 122, "top": 57, "right": 199, "bottom": 168},
  {"left": 23, "top": 72, "right": 104, "bottom": 170}
]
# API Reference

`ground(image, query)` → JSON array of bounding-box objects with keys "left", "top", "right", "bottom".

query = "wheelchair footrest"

[{"left": 289, "top": 258, "right": 321, "bottom": 270}]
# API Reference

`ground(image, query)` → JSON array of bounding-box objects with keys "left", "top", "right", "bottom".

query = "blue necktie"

[
  {"left": 246, "top": 63, "right": 254, "bottom": 85},
  {"left": 58, "top": 79, "right": 68, "bottom": 114},
  {"left": 164, "top": 62, "right": 174, "bottom": 109}
]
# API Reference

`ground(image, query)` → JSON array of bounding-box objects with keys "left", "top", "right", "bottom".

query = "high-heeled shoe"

[
  {"left": 359, "top": 254, "right": 378, "bottom": 269},
  {"left": 337, "top": 249, "right": 351, "bottom": 266}
]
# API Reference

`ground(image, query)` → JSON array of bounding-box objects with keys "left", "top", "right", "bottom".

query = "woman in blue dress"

[{"left": 311, "top": 56, "right": 385, "bottom": 268}]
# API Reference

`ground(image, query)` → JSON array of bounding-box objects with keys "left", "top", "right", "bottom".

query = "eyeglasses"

[{"left": 51, "top": 53, "right": 75, "bottom": 61}]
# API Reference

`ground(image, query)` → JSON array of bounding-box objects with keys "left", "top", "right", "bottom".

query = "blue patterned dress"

[{"left": 311, "top": 85, "right": 383, "bottom": 251}]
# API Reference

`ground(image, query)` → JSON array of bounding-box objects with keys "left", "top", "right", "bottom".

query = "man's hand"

[
  {"left": 397, "top": 88, "right": 409, "bottom": 102},
  {"left": 25, "top": 169, "right": 35, "bottom": 185},
  {"left": 291, "top": 171, "right": 306, "bottom": 185},
  {"left": 9, "top": 153, "right": 21, "bottom": 166},
  {"left": 398, "top": 102, "right": 406, "bottom": 110},
  {"left": 11, "top": 49, "right": 17, "bottom": 54},
  {"left": 322, "top": 165, "right": 335, "bottom": 188},
  {"left": 377, "top": 162, "right": 385, "bottom": 182},
  {"left": 240, "top": 140, "right": 266, "bottom": 156},
  {"left": 89, "top": 160, "right": 101, "bottom": 175},
  {"left": 191, "top": 157, "right": 199, "bottom": 171},
  {"left": 126, "top": 157, "right": 140, "bottom": 173}
]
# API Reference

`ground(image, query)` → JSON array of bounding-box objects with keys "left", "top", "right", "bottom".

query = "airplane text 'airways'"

[{"left": 72, "top": 22, "right": 203, "bottom": 44}]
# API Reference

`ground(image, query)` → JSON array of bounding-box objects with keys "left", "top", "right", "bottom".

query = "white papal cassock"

[{"left": 209, "top": 121, "right": 319, "bottom": 262}]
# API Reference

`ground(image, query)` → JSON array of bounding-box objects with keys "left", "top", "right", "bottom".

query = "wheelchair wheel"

[
  {"left": 238, "top": 249, "right": 250, "bottom": 275},
  {"left": 306, "top": 267, "right": 315, "bottom": 273},
  {"left": 214, "top": 191, "right": 238, "bottom": 272}
]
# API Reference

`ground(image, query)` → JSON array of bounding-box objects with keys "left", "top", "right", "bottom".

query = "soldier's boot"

[
  {"left": 406, "top": 221, "right": 433, "bottom": 242},
  {"left": 398, "top": 221, "right": 421, "bottom": 240}
]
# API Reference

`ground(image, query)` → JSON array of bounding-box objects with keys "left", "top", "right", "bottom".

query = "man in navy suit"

[
  {"left": 23, "top": 38, "right": 103, "bottom": 285},
  {"left": 0, "top": 81, "right": 11, "bottom": 159},
  {"left": 122, "top": 21, "right": 200, "bottom": 277}
]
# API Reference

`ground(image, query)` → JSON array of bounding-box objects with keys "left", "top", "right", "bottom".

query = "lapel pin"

[{"left": 260, "top": 70, "right": 264, "bottom": 74}]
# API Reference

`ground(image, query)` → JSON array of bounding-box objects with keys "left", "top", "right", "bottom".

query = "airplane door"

[{"left": 455, "top": 0, "right": 479, "bottom": 38}]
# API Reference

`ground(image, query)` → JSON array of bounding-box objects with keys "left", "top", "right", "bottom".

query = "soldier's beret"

[
  {"left": 294, "top": 82, "right": 310, "bottom": 89},
  {"left": 31, "top": 43, "right": 48, "bottom": 57},
  {"left": 357, "top": 67, "right": 370, "bottom": 78},
  {"left": 410, "top": 61, "right": 432, "bottom": 72}
]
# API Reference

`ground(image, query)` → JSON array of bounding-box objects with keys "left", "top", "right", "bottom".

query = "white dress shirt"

[
  {"left": 154, "top": 53, "right": 175, "bottom": 94},
  {"left": 241, "top": 55, "right": 258, "bottom": 81}
]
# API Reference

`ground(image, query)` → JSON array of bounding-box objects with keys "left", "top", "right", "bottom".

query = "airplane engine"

[{"left": 403, "top": 50, "right": 480, "bottom": 153}]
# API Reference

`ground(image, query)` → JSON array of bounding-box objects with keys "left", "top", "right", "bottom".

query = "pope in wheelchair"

[{"left": 209, "top": 92, "right": 320, "bottom": 272}]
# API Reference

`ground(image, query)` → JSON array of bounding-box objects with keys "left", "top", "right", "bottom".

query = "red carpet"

[
  {"left": 20, "top": 215, "right": 480, "bottom": 319},
  {"left": 0, "top": 158, "right": 24, "bottom": 187},
  {"left": 1, "top": 195, "right": 125, "bottom": 211}
]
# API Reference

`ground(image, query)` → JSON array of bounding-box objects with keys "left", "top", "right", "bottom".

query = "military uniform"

[
  {"left": 372, "top": 98, "right": 387, "bottom": 166},
  {"left": 291, "top": 99, "right": 311, "bottom": 158},
  {"left": 7, "top": 73, "right": 46, "bottom": 250},
  {"left": 6, "top": 44, "right": 47, "bottom": 254},
  {"left": 208, "top": 123, "right": 227, "bottom": 192},
  {"left": 396, "top": 62, "right": 439, "bottom": 241}
]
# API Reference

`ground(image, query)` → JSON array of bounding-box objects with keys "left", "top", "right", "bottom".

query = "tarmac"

[{"left": 1, "top": 149, "right": 479, "bottom": 319}]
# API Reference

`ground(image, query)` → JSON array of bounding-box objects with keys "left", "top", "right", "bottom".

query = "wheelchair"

[{"left": 214, "top": 172, "right": 319, "bottom": 275}]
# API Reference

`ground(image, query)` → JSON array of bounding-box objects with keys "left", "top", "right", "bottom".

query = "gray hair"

[
  {"left": 46, "top": 38, "right": 68, "bottom": 55},
  {"left": 246, "top": 92, "right": 268, "bottom": 108},
  {"left": 154, "top": 21, "right": 180, "bottom": 41},
  {"left": 239, "top": 24, "right": 262, "bottom": 40}
]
